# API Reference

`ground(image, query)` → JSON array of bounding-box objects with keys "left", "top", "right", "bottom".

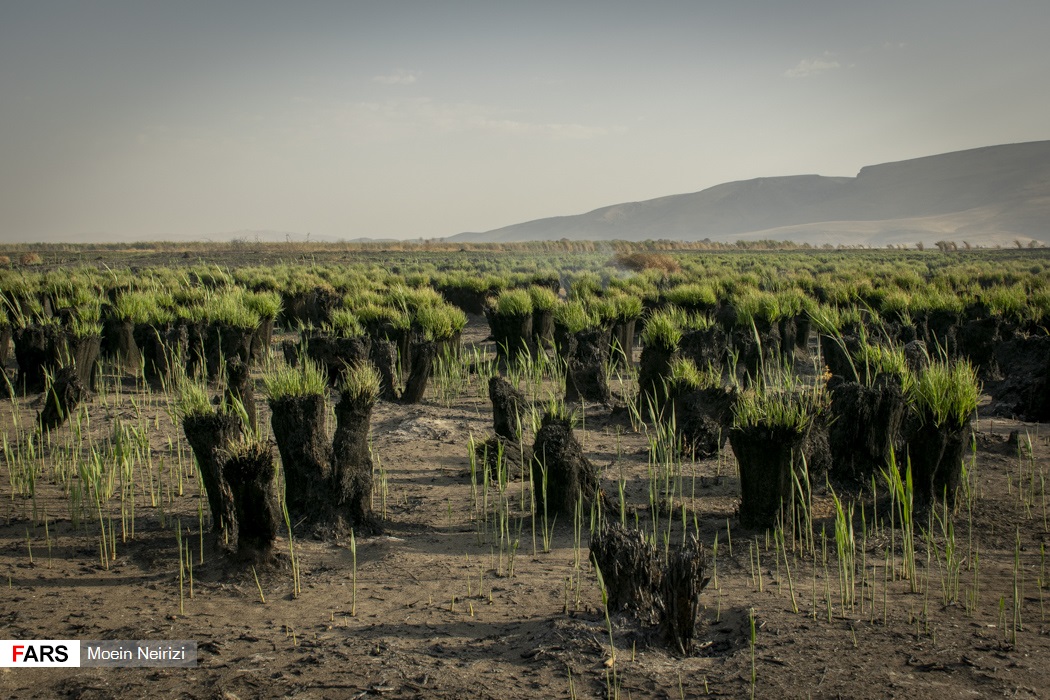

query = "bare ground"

[{"left": 2, "top": 321, "right": 1049, "bottom": 699}]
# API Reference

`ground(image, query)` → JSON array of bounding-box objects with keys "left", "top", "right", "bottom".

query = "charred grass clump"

[
  {"left": 37, "top": 366, "right": 86, "bottom": 433},
  {"left": 178, "top": 378, "right": 240, "bottom": 541},
  {"left": 531, "top": 409, "right": 599, "bottom": 518},
  {"left": 221, "top": 440, "right": 281, "bottom": 565},
  {"left": 552, "top": 300, "right": 594, "bottom": 363},
  {"left": 609, "top": 292, "right": 644, "bottom": 367},
  {"left": 11, "top": 306, "right": 102, "bottom": 394},
  {"left": 264, "top": 360, "right": 334, "bottom": 527},
  {"left": 590, "top": 521, "right": 710, "bottom": 655},
  {"left": 826, "top": 342, "right": 910, "bottom": 484},
  {"left": 487, "top": 288, "right": 534, "bottom": 365},
  {"left": 638, "top": 308, "right": 685, "bottom": 415},
  {"left": 529, "top": 285, "right": 558, "bottom": 349},
  {"left": 668, "top": 358, "right": 735, "bottom": 459},
  {"left": 730, "top": 373, "right": 825, "bottom": 528},
  {"left": 904, "top": 358, "right": 980, "bottom": 509},
  {"left": 331, "top": 362, "right": 382, "bottom": 534},
  {"left": 564, "top": 324, "right": 613, "bottom": 406},
  {"left": 402, "top": 300, "right": 464, "bottom": 404},
  {"left": 264, "top": 359, "right": 381, "bottom": 536}
]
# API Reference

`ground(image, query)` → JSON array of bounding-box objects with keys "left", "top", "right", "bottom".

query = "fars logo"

[{"left": 0, "top": 640, "right": 80, "bottom": 667}]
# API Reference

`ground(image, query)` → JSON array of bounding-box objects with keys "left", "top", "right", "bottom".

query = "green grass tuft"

[
  {"left": 906, "top": 359, "right": 980, "bottom": 429},
  {"left": 264, "top": 359, "right": 328, "bottom": 401},
  {"left": 414, "top": 304, "right": 465, "bottom": 341},
  {"left": 329, "top": 309, "right": 365, "bottom": 338},
  {"left": 205, "top": 292, "right": 261, "bottom": 329},
  {"left": 355, "top": 303, "right": 411, "bottom": 332},
  {"left": 610, "top": 293, "right": 643, "bottom": 321},
  {"left": 855, "top": 342, "right": 908, "bottom": 382},
  {"left": 663, "top": 283, "right": 717, "bottom": 309},
  {"left": 242, "top": 291, "right": 282, "bottom": 319},
  {"left": 669, "top": 357, "right": 722, "bottom": 391},
  {"left": 492, "top": 288, "right": 533, "bottom": 317},
  {"left": 175, "top": 380, "right": 212, "bottom": 418},
  {"left": 341, "top": 362, "right": 382, "bottom": 404},
  {"left": 733, "top": 374, "right": 823, "bottom": 434},
  {"left": 640, "top": 308, "right": 683, "bottom": 350},
  {"left": 553, "top": 300, "right": 595, "bottom": 334},
  {"left": 114, "top": 290, "right": 176, "bottom": 326},
  {"left": 528, "top": 286, "right": 559, "bottom": 312}
]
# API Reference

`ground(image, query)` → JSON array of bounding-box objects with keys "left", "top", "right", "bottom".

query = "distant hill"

[{"left": 449, "top": 141, "right": 1050, "bottom": 246}]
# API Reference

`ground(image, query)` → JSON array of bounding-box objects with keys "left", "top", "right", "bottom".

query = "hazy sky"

[{"left": 2, "top": 1, "right": 1048, "bottom": 242}]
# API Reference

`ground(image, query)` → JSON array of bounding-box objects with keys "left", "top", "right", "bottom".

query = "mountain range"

[{"left": 448, "top": 141, "right": 1050, "bottom": 247}]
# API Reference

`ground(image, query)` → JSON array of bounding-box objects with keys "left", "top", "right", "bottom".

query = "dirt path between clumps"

[{"left": 2, "top": 319, "right": 1050, "bottom": 699}]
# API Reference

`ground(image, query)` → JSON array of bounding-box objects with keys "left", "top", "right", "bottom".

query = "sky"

[{"left": 1, "top": 1, "right": 1048, "bottom": 242}]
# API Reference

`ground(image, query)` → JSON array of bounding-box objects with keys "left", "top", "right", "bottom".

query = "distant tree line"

[{"left": 0, "top": 236, "right": 1044, "bottom": 261}]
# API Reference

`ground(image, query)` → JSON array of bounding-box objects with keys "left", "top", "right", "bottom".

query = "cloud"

[
  {"left": 331, "top": 98, "right": 623, "bottom": 141},
  {"left": 784, "top": 56, "right": 841, "bottom": 79},
  {"left": 464, "top": 115, "right": 625, "bottom": 139},
  {"left": 372, "top": 69, "right": 420, "bottom": 85}
]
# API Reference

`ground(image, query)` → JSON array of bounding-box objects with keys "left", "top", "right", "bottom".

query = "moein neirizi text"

[{"left": 82, "top": 640, "right": 196, "bottom": 667}]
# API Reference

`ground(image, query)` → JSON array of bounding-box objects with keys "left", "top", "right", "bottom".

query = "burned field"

[{"left": 2, "top": 246, "right": 1050, "bottom": 699}]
